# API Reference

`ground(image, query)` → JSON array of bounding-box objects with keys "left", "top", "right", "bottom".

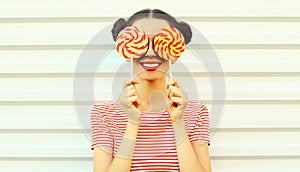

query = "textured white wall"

[{"left": 0, "top": 0, "right": 300, "bottom": 171}]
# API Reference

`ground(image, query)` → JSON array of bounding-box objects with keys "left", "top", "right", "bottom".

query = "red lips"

[{"left": 139, "top": 61, "right": 162, "bottom": 71}]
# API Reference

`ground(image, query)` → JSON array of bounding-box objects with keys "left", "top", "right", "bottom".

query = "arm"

[
  {"left": 94, "top": 121, "right": 139, "bottom": 172},
  {"left": 93, "top": 79, "right": 141, "bottom": 172},
  {"left": 166, "top": 77, "right": 211, "bottom": 172},
  {"left": 172, "top": 119, "right": 212, "bottom": 172}
]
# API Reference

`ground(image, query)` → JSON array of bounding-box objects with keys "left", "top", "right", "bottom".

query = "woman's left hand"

[{"left": 166, "top": 77, "right": 188, "bottom": 124}]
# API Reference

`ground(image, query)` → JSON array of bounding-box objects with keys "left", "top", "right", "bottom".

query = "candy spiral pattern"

[
  {"left": 116, "top": 26, "right": 149, "bottom": 60},
  {"left": 153, "top": 26, "right": 185, "bottom": 62}
]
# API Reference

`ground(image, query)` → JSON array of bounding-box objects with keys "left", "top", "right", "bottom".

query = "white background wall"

[{"left": 0, "top": 0, "right": 300, "bottom": 171}]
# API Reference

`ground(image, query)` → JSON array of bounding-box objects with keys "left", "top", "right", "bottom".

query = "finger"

[
  {"left": 123, "top": 79, "right": 139, "bottom": 89},
  {"left": 166, "top": 77, "right": 175, "bottom": 86},
  {"left": 126, "top": 82, "right": 139, "bottom": 93},
  {"left": 135, "top": 98, "right": 141, "bottom": 108},
  {"left": 166, "top": 78, "right": 173, "bottom": 85},
  {"left": 131, "top": 79, "right": 139, "bottom": 85},
  {"left": 128, "top": 95, "right": 140, "bottom": 108},
  {"left": 167, "top": 79, "right": 179, "bottom": 89},
  {"left": 169, "top": 77, "right": 182, "bottom": 88},
  {"left": 128, "top": 95, "right": 138, "bottom": 104},
  {"left": 170, "top": 96, "right": 182, "bottom": 107},
  {"left": 120, "top": 83, "right": 139, "bottom": 105},
  {"left": 127, "top": 88, "right": 137, "bottom": 97},
  {"left": 128, "top": 83, "right": 140, "bottom": 98},
  {"left": 169, "top": 85, "right": 181, "bottom": 97},
  {"left": 167, "top": 86, "right": 171, "bottom": 98},
  {"left": 127, "top": 84, "right": 135, "bottom": 90},
  {"left": 123, "top": 81, "right": 132, "bottom": 89}
]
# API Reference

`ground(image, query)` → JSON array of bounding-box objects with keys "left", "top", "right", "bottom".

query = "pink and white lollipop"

[
  {"left": 153, "top": 26, "right": 185, "bottom": 78},
  {"left": 153, "top": 26, "right": 185, "bottom": 63},
  {"left": 116, "top": 26, "right": 149, "bottom": 60},
  {"left": 116, "top": 26, "right": 149, "bottom": 78}
]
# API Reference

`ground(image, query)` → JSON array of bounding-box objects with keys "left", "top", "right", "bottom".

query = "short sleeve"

[
  {"left": 90, "top": 103, "right": 114, "bottom": 150},
  {"left": 188, "top": 103, "right": 210, "bottom": 145}
]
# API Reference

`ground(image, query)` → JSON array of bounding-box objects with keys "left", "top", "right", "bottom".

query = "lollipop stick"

[
  {"left": 130, "top": 57, "right": 133, "bottom": 78},
  {"left": 169, "top": 59, "right": 172, "bottom": 79}
]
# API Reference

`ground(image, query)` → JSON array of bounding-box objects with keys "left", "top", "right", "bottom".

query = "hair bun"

[
  {"left": 112, "top": 18, "right": 127, "bottom": 41},
  {"left": 178, "top": 21, "right": 192, "bottom": 44}
]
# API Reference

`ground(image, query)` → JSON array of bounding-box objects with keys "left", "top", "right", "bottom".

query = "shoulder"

[
  {"left": 184, "top": 101, "right": 210, "bottom": 122},
  {"left": 92, "top": 101, "right": 125, "bottom": 119},
  {"left": 186, "top": 101, "right": 209, "bottom": 113},
  {"left": 91, "top": 101, "right": 120, "bottom": 122},
  {"left": 93, "top": 101, "right": 121, "bottom": 112}
]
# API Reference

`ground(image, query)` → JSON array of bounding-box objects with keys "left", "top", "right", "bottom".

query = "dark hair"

[{"left": 111, "top": 9, "right": 192, "bottom": 44}]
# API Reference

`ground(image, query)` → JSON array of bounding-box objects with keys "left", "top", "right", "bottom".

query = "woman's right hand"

[{"left": 118, "top": 79, "right": 142, "bottom": 124}]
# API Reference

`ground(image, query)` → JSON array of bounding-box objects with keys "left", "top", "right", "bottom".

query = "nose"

[{"left": 144, "top": 36, "right": 156, "bottom": 57}]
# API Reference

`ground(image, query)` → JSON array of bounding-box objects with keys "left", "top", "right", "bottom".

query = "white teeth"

[{"left": 143, "top": 63, "right": 159, "bottom": 67}]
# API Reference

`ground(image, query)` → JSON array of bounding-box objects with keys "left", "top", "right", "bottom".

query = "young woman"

[{"left": 91, "top": 9, "right": 211, "bottom": 172}]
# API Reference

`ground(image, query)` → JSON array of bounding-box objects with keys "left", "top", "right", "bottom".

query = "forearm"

[
  {"left": 106, "top": 122, "right": 139, "bottom": 172},
  {"left": 173, "top": 119, "right": 209, "bottom": 172}
]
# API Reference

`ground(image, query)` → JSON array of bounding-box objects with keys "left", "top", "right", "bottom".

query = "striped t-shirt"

[{"left": 91, "top": 101, "right": 210, "bottom": 171}]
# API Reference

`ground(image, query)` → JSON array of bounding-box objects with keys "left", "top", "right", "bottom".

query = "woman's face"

[{"left": 131, "top": 18, "right": 170, "bottom": 81}]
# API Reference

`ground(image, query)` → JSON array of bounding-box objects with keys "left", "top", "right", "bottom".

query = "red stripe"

[{"left": 91, "top": 101, "right": 210, "bottom": 171}]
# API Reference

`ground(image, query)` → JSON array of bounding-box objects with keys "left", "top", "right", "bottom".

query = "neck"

[{"left": 135, "top": 76, "right": 167, "bottom": 112}]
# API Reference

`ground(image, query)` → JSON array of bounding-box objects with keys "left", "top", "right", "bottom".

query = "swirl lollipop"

[
  {"left": 116, "top": 26, "right": 149, "bottom": 77},
  {"left": 153, "top": 26, "right": 185, "bottom": 78}
]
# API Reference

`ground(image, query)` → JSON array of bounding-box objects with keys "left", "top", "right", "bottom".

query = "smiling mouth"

[{"left": 139, "top": 61, "right": 162, "bottom": 71}]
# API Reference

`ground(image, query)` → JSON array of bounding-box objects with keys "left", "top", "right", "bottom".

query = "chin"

[
  {"left": 134, "top": 61, "right": 168, "bottom": 81},
  {"left": 138, "top": 71, "right": 166, "bottom": 81}
]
